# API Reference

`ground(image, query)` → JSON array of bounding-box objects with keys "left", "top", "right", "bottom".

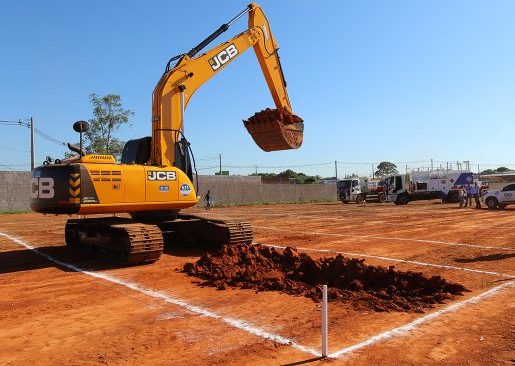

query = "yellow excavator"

[{"left": 30, "top": 3, "right": 303, "bottom": 264}]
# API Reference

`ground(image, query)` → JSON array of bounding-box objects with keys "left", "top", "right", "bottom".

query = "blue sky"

[{"left": 1, "top": 0, "right": 514, "bottom": 177}]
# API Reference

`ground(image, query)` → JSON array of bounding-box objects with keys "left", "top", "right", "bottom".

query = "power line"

[
  {"left": 223, "top": 162, "right": 333, "bottom": 169},
  {"left": 0, "top": 163, "right": 30, "bottom": 167},
  {"left": 0, "top": 147, "right": 30, "bottom": 153},
  {"left": 195, "top": 156, "right": 219, "bottom": 161},
  {"left": 0, "top": 118, "right": 67, "bottom": 147},
  {"left": 196, "top": 165, "right": 220, "bottom": 170},
  {"left": 33, "top": 127, "right": 66, "bottom": 146}
]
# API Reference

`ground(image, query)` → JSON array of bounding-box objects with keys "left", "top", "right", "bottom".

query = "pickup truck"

[{"left": 482, "top": 183, "right": 515, "bottom": 209}]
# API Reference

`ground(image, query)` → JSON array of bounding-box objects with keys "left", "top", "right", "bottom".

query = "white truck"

[
  {"left": 337, "top": 177, "right": 386, "bottom": 204},
  {"left": 482, "top": 183, "right": 515, "bottom": 209},
  {"left": 384, "top": 170, "right": 474, "bottom": 205}
]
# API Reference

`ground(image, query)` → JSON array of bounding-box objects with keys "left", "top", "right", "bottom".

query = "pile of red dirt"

[{"left": 184, "top": 244, "right": 469, "bottom": 312}]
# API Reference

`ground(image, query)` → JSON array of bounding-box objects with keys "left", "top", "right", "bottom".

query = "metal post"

[
  {"left": 335, "top": 161, "right": 338, "bottom": 200},
  {"left": 30, "top": 117, "right": 35, "bottom": 170},
  {"left": 79, "top": 124, "right": 83, "bottom": 158},
  {"left": 177, "top": 84, "right": 190, "bottom": 175},
  {"left": 322, "top": 285, "right": 328, "bottom": 358},
  {"left": 179, "top": 85, "right": 186, "bottom": 135},
  {"left": 219, "top": 153, "right": 222, "bottom": 176}
]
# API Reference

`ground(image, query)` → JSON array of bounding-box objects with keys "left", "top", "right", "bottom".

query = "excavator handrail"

[
  {"left": 152, "top": 127, "right": 199, "bottom": 193},
  {"left": 164, "top": 4, "right": 252, "bottom": 72}
]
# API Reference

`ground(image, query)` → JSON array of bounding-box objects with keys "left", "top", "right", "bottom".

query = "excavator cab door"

[{"left": 174, "top": 137, "right": 193, "bottom": 182}]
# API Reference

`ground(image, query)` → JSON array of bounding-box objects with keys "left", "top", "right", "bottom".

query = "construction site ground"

[{"left": 0, "top": 201, "right": 513, "bottom": 365}]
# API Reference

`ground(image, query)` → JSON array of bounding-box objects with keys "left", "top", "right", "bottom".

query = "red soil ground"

[{"left": 0, "top": 201, "right": 514, "bottom": 365}]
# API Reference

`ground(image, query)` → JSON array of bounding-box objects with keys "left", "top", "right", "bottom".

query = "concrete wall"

[
  {"left": 0, "top": 172, "right": 337, "bottom": 212},
  {"left": 195, "top": 175, "right": 337, "bottom": 205},
  {"left": 0, "top": 171, "right": 31, "bottom": 212}
]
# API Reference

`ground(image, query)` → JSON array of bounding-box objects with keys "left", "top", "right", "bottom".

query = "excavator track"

[
  {"left": 65, "top": 218, "right": 164, "bottom": 264},
  {"left": 64, "top": 214, "right": 251, "bottom": 265},
  {"left": 112, "top": 223, "right": 164, "bottom": 264},
  {"left": 156, "top": 213, "right": 253, "bottom": 248},
  {"left": 225, "top": 220, "right": 254, "bottom": 246}
]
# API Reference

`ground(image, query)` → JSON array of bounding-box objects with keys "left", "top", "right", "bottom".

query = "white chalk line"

[
  {"left": 0, "top": 232, "right": 320, "bottom": 357},
  {"left": 254, "top": 225, "right": 514, "bottom": 251},
  {"left": 328, "top": 280, "right": 514, "bottom": 358},
  {"left": 218, "top": 211, "right": 504, "bottom": 229},
  {"left": 261, "top": 244, "right": 515, "bottom": 279},
  {"left": 3, "top": 231, "right": 513, "bottom": 361},
  {"left": 260, "top": 243, "right": 515, "bottom": 358}
]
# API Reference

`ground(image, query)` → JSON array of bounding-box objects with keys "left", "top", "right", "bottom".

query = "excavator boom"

[{"left": 151, "top": 2, "right": 304, "bottom": 166}]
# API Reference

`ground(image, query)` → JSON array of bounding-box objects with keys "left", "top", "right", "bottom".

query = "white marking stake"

[{"left": 322, "top": 284, "right": 328, "bottom": 357}]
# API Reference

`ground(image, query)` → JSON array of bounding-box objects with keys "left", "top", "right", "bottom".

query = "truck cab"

[
  {"left": 337, "top": 178, "right": 361, "bottom": 203},
  {"left": 384, "top": 174, "right": 411, "bottom": 205},
  {"left": 337, "top": 177, "right": 386, "bottom": 204}
]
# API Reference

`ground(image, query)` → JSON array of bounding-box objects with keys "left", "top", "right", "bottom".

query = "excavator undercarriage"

[{"left": 64, "top": 214, "right": 253, "bottom": 264}]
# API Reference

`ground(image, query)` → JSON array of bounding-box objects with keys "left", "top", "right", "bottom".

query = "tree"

[
  {"left": 480, "top": 169, "right": 495, "bottom": 175},
  {"left": 481, "top": 166, "right": 512, "bottom": 175},
  {"left": 84, "top": 94, "right": 134, "bottom": 159},
  {"left": 374, "top": 161, "right": 398, "bottom": 177},
  {"left": 250, "top": 169, "right": 320, "bottom": 184}
]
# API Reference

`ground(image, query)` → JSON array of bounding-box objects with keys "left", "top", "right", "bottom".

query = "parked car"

[{"left": 482, "top": 183, "right": 515, "bottom": 209}]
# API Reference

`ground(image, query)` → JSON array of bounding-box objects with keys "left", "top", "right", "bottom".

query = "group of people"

[{"left": 458, "top": 182, "right": 481, "bottom": 209}]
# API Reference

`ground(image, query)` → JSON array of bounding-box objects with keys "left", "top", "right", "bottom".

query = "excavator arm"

[{"left": 151, "top": 2, "right": 303, "bottom": 167}]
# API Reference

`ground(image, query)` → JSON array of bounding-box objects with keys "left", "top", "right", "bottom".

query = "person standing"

[
  {"left": 458, "top": 186, "right": 465, "bottom": 208},
  {"left": 465, "top": 184, "right": 472, "bottom": 208},
  {"left": 473, "top": 182, "right": 481, "bottom": 209},
  {"left": 204, "top": 190, "right": 213, "bottom": 210}
]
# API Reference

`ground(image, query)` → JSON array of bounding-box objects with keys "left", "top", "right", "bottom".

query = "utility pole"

[
  {"left": 255, "top": 165, "right": 258, "bottom": 175},
  {"left": 405, "top": 164, "right": 408, "bottom": 174},
  {"left": 371, "top": 164, "right": 374, "bottom": 178},
  {"left": 30, "top": 117, "right": 35, "bottom": 171},
  {"left": 219, "top": 153, "right": 222, "bottom": 176},
  {"left": 334, "top": 160, "right": 338, "bottom": 200},
  {"left": 430, "top": 158, "right": 433, "bottom": 171}
]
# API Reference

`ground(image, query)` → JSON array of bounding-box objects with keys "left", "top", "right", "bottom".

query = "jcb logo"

[
  {"left": 208, "top": 44, "right": 238, "bottom": 71},
  {"left": 31, "top": 177, "right": 55, "bottom": 199},
  {"left": 147, "top": 171, "right": 177, "bottom": 181}
]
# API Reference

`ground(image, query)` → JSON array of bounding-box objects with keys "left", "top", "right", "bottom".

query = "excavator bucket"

[{"left": 243, "top": 108, "right": 304, "bottom": 152}]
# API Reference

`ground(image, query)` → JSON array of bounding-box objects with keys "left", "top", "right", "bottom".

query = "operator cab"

[
  {"left": 120, "top": 136, "right": 193, "bottom": 181},
  {"left": 121, "top": 137, "right": 151, "bottom": 165}
]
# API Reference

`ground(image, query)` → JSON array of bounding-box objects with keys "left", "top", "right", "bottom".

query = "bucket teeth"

[{"left": 243, "top": 108, "right": 304, "bottom": 152}]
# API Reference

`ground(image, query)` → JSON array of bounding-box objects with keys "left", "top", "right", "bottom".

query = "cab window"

[{"left": 502, "top": 184, "right": 515, "bottom": 191}]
